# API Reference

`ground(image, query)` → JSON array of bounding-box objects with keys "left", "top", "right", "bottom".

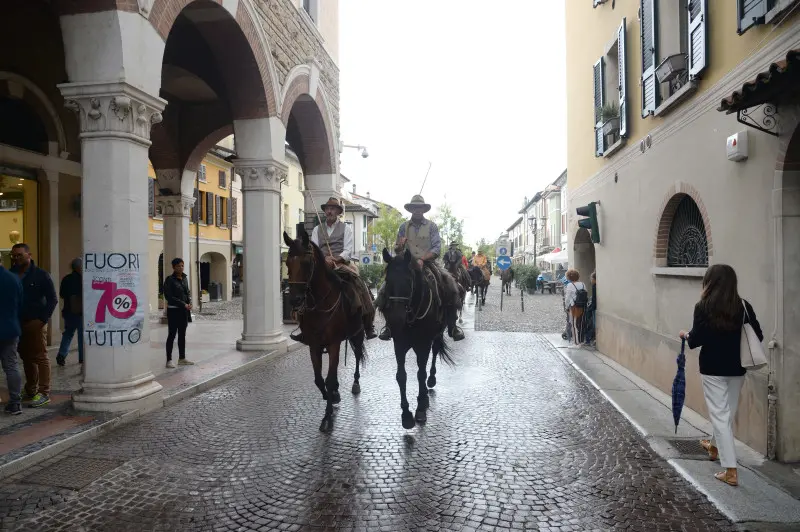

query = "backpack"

[{"left": 572, "top": 282, "right": 589, "bottom": 308}]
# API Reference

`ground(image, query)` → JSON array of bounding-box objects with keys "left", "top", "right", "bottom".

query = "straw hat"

[{"left": 404, "top": 194, "right": 431, "bottom": 213}]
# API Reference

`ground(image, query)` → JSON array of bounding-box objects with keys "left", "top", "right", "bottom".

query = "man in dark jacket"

[
  {"left": 0, "top": 262, "right": 23, "bottom": 415},
  {"left": 163, "top": 257, "right": 193, "bottom": 368},
  {"left": 57, "top": 258, "right": 84, "bottom": 366},
  {"left": 10, "top": 243, "right": 57, "bottom": 408}
]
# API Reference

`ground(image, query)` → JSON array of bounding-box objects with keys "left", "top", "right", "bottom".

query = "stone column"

[
  {"left": 59, "top": 81, "right": 166, "bottom": 412},
  {"left": 157, "top": 191, "right": 195, "bottom": 319},
  {"left": 41, "top": 169, "right": 60, "bottom": 344},
  {"left": 234, "top": 161, "right": 288, "bottom": 352}
]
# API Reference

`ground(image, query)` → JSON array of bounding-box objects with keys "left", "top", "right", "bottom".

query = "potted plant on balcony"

[
  {"left": 655, "top": 53, "right": 688, "bottom": 84},
  {"left": 597, "top": 102, "right": 620, "bottom": 136}
]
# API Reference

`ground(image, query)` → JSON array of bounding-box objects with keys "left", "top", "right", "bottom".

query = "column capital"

[
  {"left": 234, "top": 159, "right": 288, "bottom": 193},
  {"left": 157, "top": 194, "right": 195, "bottom": 218},
  {"left": 58, "top": 81, "right": 166, "bottom": 146}
]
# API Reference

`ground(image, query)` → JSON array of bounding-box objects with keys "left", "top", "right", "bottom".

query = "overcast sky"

[{"left": 338, "top": 1, "right": 567, "bottom": 248}]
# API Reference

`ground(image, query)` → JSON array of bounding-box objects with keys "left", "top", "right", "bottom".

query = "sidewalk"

[
  {"left": 545, "top": 334, "right": 800, "bottom": 531},
  {"left": 0, "top": 319, "right": 302, "bottom": 480}
]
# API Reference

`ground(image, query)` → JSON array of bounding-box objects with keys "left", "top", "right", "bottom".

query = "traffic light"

[{"left": 576, "top": 202, "right": 600, "bottom": 244}]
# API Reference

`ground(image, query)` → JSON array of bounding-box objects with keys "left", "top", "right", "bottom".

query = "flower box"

[{"left": 655, "top": 54, "right": 688, "bottom": 83}]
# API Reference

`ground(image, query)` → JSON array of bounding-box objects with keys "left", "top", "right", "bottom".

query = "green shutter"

[
  {"left": 688, "top": 0, "right": 708, "bottom": 78},
  {"left": 640, "top": 0, "right": 659, "bottom": 117},
  {"left": 148, "top": 178, "right": 155, "bottom": 218},
  {"left": 191, "top": 189, "right": 199, "bottom": 223},
  {"left": 593, "top": 57, "right": 605, "bottom": 156},
  {"left": 618, "top": 18, "right": 628, "bottom": 138}
]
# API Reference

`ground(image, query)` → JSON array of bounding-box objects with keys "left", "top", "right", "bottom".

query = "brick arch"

[
  {"left": 776, "top": 105, "right": 800, "bottom": 172},
  {"left": 184, "top": 125, "right": 234, "bottom": 173},
  {"left": 282, "top": 73, "right": 337, "bottom": 176},
  {"left": 149, "top": 0, "right": 278, "bottom": 119},
  {"left": 653, "top": 182, "right": 713, "bottom": 265}
]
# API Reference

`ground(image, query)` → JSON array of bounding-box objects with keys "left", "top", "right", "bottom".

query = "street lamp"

[
  {"left": 340, "top": 142, "right": 369, "bottom": 158},
  {"left": 528, "top": 215, "right": 547, "bottom": 266}
]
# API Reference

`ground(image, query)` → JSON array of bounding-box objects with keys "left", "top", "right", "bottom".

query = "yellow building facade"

[{"left": 565, "top": 0, "right": 800, "bottom": 460}]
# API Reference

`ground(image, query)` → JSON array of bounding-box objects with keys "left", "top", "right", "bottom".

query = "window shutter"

[
  {"left": 640, "top": 0, "right": 659, "bottom": 117},
  {"left": 206, "top": 192, "right": 213, "bottom": 224},
  {"left": 593, "top": 57, "right": 605, "bottom": 156},
  {"left": 232, "top": 198, "right": 238, "bottom": 227},
  {"left": 216, "top": 195, "right": 222, "bottom": 226},
  {"left": 688, "top": 0, "right": 708, "bottom": 78},
  {"left": 617, "top": 18, "right": 628, "bottom": 138},
  {"left": 148, "top": 178, "right": 155, "bottom": 217},
  {"left": 191, "top": 189, "right": 199, "bottom": 223},
  {"left": 227, "top": 198, "right": 232, "bottom": 227},
  {"left": 738, "top": 0, "right": 768, "bottom": 35},
  {"left": 219, "top": 170, "right": 226, "bottom": 189}
]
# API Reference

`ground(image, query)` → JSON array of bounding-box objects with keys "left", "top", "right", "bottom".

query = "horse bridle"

[
  {"left": 287, "top": 250, "right": 341, "bottom": 315},
  {"left": 387, "top": 265, "right": 435, "bottom": 324}
]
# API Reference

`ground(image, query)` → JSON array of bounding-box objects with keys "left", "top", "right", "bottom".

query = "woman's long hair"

[{"left": 700, "top": 264, "right": 742, "bottom": 331}]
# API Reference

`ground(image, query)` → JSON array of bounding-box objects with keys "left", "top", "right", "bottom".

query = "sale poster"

[{"left": 83, "top": 252, "right": 145, "bottom": 347}]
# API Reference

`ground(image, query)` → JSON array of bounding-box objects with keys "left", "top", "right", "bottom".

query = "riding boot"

[
  {"left": 445, "top": 306, "right": 465, "bottom": 341},
  {"left": 290, "top": 330, "right": 306, "bottom": 343}
]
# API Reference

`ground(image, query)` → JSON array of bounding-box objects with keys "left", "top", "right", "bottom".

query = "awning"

[
  {"left": 717, "top": 50, "right": 800, "bottom": 136},
  {"left": 539, "top": 249, "right": 568, "bottom": 264}
]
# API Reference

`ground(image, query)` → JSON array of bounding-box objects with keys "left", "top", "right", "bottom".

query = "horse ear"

[
  {"left": 283, "top": 232, "right": 294, "bottom": 248},
  {"left": 300, "top": 228, "right": 310, "bottom": 248},
  {"left": 382, "top": 248, "right": 392, "bottom": 263},
  {"left": 403, "top": 249, "right": 412, "bottom": 264}
]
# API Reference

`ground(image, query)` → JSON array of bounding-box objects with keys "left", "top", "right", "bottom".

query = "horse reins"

[{"left": 388, "top": 266, "right": 436, "bottom": 325}]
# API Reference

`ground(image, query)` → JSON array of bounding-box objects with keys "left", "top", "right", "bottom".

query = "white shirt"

[
  {"left": 311, "top": 221, "right": 354, "bottom": 261},
  {"left": 564, "top": 281, "right": 586, "bottom": 310}
]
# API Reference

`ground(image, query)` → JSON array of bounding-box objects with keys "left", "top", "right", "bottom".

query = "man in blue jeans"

[
  {"left": 57, "top": 258, "right": 83, "bottom": 365},
  {"left": 0, "top": 261, "right": 23, "bottom": 415}
]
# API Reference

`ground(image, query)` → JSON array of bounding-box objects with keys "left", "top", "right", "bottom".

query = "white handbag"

[{"left": 740, "top": 301, "right": 767, "bottom": 370}]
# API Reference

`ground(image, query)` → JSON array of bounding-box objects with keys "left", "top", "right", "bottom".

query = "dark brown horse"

[
  {"left": 283, "top": 229, "right": 367, "bottom": 433},
  {"left": 381, "top": 248, "right": 455, "bottom": 429},
  {"left": 501, "top": 267, "right": 514, "bottom": 295},
  {"left": 443, "top": 255, "right": 469, "bottom": 325}
]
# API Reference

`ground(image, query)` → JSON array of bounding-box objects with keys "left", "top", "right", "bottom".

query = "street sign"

[
  {"left": 371, "top": 243, "right": 377, "bottom": 253},
  {"left": 496, "top": 255, "right": 512, "bottom": 271},
  {"left": 361, "top": 256, "right": 371, "bottom": 265},
  {"left": 498, "top": 247, "right": 508, "bottom": 256}
]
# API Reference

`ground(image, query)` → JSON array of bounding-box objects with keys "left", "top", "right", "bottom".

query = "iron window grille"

[{"left": 667, "top": 195, "right": 709, "bottom": 267}]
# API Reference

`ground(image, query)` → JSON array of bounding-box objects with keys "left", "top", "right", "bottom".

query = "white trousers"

[{"left": 701, "top": 374, "right": 744, "bottom": 469}]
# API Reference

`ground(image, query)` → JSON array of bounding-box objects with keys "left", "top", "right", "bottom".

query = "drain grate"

[
  {"left": 21, "top": 457, "right": 124, "bottom": 490},
  {"left": 665, "top": 438, "right": 710, "bottom": 459}
]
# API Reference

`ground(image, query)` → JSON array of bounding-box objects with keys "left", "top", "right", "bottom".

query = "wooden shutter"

[
  {"left": 227, "top": 198, "right": 232, "bottom": 227},
  {"left": 738, "top": 0, "right": 768, "bottom": 35},
  {"left": 640, "top": 0, "right": 659, "bottom": 117},
  {"left": 219, "top": 170, "right": 226, "bottom": 189},
  {"left": 618, "top": 18, "right": 628, "bottom": 138},
  {"left": 205, "top": 192, "right": 213, "bottom": 224},
  {"left": 148, "top": 178, "right": 155, "bottom": 217},
  {"left": 232, "top": 198, "right": 238, "bottom": 227},
  {"left": 688, "top": 0, "right": 708, "bottom": 78},
  {"left": 593, "top": 57, "right": 605, "bottom": 156},
  {"left": 191, "top": 189, "right": 199, "bottom": 223}
]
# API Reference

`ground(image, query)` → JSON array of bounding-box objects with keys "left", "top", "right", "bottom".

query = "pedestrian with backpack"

[{"left": 564, "top": 269, "right": 589, "bottom": 345}]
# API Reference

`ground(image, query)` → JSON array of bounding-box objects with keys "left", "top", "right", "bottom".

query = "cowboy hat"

[
  {"left": 404, "top": 194, "right": 431, "bottom": 213},
  {"left": 319, "top": 196, "right": 343, "bottom": 214}
]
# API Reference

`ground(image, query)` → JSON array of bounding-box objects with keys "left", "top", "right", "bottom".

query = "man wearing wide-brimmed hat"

[
  {"left": 294, "top": 196, "right": 376, "bottom": 341},
  {"left": 375, "top": 194, "right": 465, "bottom": 341}
]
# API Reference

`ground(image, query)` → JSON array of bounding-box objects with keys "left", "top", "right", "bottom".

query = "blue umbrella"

[{"left": 671, "top": 338, "right": 687, "bottom": 434}]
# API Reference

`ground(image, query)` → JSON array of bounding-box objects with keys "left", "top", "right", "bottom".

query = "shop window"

[
  {"left": 0, "top": 174, "right": 38, "bottom": 269},
  {"left": 667, "top": 195, "right": 708, "bottom": 267}
]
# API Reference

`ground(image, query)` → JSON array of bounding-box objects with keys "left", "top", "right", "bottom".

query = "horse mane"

[{"left": 308, "top": 240, "right": 344, "bottom": 289}]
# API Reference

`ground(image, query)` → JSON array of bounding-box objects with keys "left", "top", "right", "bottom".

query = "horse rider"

[
  {"left": 290, "top": 197, "right": 377, "bottom": 342},
  {"left": 472, "top": 250, "right": 492, "bottom": 279},
  {"left": 443, "top": 242, "right": 471, "bottom": 290},
  {"left": 375, "top": 194, "right": 465, "bottom": 342}
]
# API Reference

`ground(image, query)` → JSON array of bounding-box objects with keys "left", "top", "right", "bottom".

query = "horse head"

[
  {"left": 381, "top": 247, "right": 423, "bottom": 325},
  {"left": 283, "top": 228, "right": 326, "bottom": 308}
]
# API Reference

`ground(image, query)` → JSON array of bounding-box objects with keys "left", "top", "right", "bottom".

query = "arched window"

[{"left": 667, "top": 195, "right": 708, "bottom": 267}]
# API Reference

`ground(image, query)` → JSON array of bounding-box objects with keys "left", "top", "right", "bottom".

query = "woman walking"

[
  {"left": 679, "top": 264, "right": 763, "bottom": 487},
  {"left": 563, "top": 269, "right": 588, "bottom": 345}
]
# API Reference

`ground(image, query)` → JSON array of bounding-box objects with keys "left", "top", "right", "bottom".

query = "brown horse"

[
  {"left": 443, "top": 255, "right": 469, "bottom": 325},
  {"left": 501, "top": 267, "right": 514, "bottom": 295},
  {"left": 283, "top": 229, "right": 367, "bottom": 433}
]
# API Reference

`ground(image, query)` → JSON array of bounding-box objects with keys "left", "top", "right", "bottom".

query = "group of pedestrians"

[
  {"left": 561, "top": 269, "right": 596, "bottom": 345},
  {"left": 0, "top": 244, "right": 81, "bottom": 414}
]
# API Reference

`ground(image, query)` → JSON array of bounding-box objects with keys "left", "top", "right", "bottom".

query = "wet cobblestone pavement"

[
  {"left": 3, "top": 297, "right": 735, "bottom": 531},
  {"left": 475, "top": 281, "right": 567, "bottom": 333}
]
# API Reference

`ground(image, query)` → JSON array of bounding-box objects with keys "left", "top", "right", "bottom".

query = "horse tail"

[
  {"left": 433, "top": 333, "right": 455, "bottom": 368},
  {"left": 349, "top": 334, "right": 367, "bottom": 368}
]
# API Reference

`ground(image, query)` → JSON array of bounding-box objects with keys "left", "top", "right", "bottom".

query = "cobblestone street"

[
  {"left": 474, "top": 280, "right": 566, "bottom": 333},
  {"left": 1, "top": 285, "right": 736, "bottom": 531}
]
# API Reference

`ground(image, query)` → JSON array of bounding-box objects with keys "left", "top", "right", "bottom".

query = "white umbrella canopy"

[{"left": 540, "top": 249, "right": 568, "bottom": 264}]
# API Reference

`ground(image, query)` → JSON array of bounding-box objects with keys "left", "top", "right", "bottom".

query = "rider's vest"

[
  {"left": 318, "top": 221, "right": 346, "bottom": 257},
  {"left": 404, "top": 220, "right": 432, "bottom": 260}
]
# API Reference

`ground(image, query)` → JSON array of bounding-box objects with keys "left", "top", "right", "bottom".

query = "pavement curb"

[{"left": 0, "top": 341, "right": 305, "bottom": 481}]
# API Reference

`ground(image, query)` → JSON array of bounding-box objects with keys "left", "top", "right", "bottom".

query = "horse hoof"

[
  {"left": 351, "top": 382, "right": 361, "bottom": 395},
  {"left": 401, "top": 411, "right": 416, "bottom": 430},
  {"left": 415, "top": 409, "right": 427, "bottom": 424},
  {"left": 331, "top": 391, "right": 341, "bottom": 404},
  {"left": 427, "top": 375, "right": 437, "bottom": 388},
  {"left": 319, "top": 416, "right": 333, "bottom": 433}
]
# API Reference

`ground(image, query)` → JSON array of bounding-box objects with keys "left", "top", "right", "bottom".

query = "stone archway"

[
  {"left": 573, "top": 228, "right": 595, "bottom": 281},
  {"left": 199, "top": 251, "right": 228, "bottom": 301}
]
